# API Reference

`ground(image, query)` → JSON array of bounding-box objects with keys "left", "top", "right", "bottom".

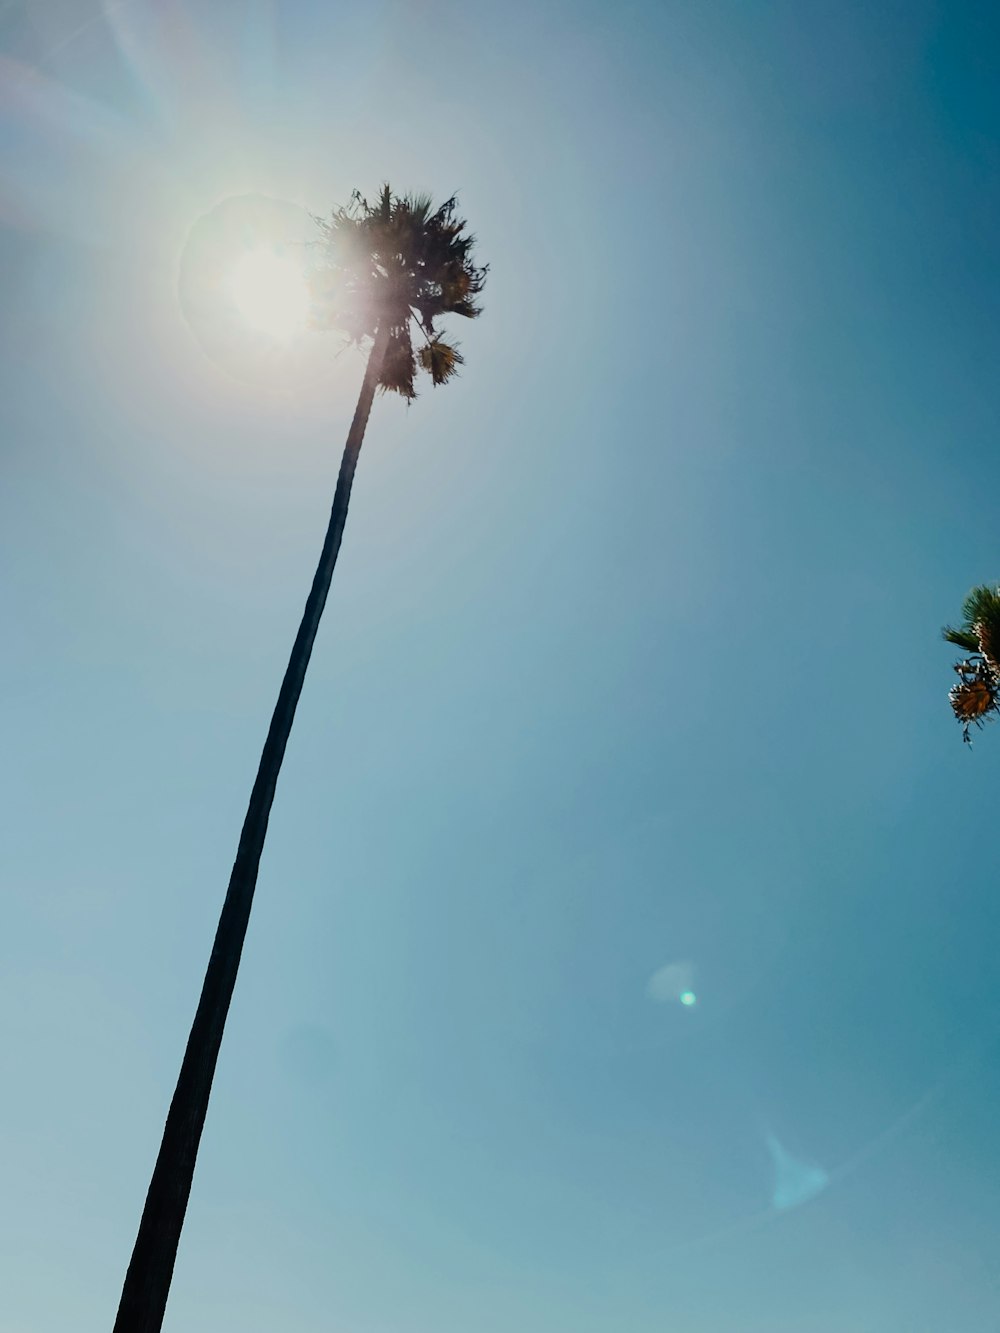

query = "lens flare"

[
  {"left": 645, "top": 960, "right": 697, "bottom": 1006},
  {"left": 229, "top": 249, "right": 308, "bottom": 339}
]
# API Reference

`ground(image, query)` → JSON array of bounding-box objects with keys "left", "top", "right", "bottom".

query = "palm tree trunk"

[{"left": 113, "top": 324, "right": 390, "bottom": 1333}]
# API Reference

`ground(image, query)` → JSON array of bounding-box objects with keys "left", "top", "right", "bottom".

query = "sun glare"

[{"left": 229, "top": 249, "right": 308, "bottom": 340}]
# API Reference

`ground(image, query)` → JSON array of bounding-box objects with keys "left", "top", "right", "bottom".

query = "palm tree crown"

[
  {"left": 310, "top": 184, "right": 488, "bottom": 400},
  {"left": 942, "top": 584, "right": 1000, "bottom": 742}
]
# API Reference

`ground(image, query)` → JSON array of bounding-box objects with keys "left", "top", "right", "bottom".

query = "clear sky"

[{"left": 3, "top": 1, "right": 1000, "bottom": 1330}]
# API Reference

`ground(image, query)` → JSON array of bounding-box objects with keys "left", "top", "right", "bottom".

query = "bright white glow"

[
  {"left": 229, "top": 249, "right": 308, "bottom": 339},
  {"left": 680, "top": 990, "right": 697, "bottom": 1007}
]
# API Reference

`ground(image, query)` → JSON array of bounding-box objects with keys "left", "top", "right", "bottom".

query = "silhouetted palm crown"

[{"left": 311, "top": 185, "right": 487, "bottom": 400}]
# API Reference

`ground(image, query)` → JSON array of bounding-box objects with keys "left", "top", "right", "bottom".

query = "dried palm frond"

[
  {"left": 949, "top": 658, "right": 1000, "bottom": 743},
  {"left": 418, "top": 336, "right": 464, "bottom": 387}
]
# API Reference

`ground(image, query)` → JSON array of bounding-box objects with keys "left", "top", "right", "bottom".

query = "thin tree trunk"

[{"left": 113, "top": 325, "right": 390, "bottom": 1333}]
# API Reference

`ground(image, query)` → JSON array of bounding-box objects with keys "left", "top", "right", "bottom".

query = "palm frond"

[
  {"left": 378, "top": 324, "right": 416, "bottom": 400},
  {"left": 980, "top": 621, "right": 1000, "bottom": 673},
  {"left": 949, "top": 661, "right": 1000, "bottom": 744},
  {"left": 942, "top": 625, "right": 982, "bottom": 654},
  {"left": 960, "top": 585, "right": 1000, "bottom": 633},
  {"left": 942, "top": 584, "right": 1000, "bottom": 672},
  {"left": 418, "top": 336, "right": 464, "bottom": 387}
]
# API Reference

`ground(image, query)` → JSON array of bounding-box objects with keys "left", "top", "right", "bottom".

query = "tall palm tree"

[
  {"left": 942, "top": 584, "right": 1000, "bottom": 743},
  {"left": 113, "top": 186, "right": 487, "bottom": 1333}
]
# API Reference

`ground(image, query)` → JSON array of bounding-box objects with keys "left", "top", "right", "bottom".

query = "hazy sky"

[{"left": 3, "top": 2, "right": 1000, "bottom": 1330}]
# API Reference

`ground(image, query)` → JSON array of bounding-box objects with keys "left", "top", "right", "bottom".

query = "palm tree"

[
  {"left": 942, "top": 584, "right": 1000, "bottom": 743},
  {"left": 113, "top": 186, "right": 487, "bottom": 1333}
]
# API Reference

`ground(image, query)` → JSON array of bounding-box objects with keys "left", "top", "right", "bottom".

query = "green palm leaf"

[
  {"left": 961, "top": 585, "right": 1000, "bottom": 632},
  {"left": 942, "top": 625, "right": 982, "bottom": 654}
]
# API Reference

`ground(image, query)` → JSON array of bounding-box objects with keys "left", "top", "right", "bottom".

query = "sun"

[{"left": 228, "top": 248, "right": 309, "bottom": 340}]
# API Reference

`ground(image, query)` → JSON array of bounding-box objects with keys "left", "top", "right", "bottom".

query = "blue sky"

[{"left": 3, "top": 1, "right": 1000, "bottom": 1329}]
